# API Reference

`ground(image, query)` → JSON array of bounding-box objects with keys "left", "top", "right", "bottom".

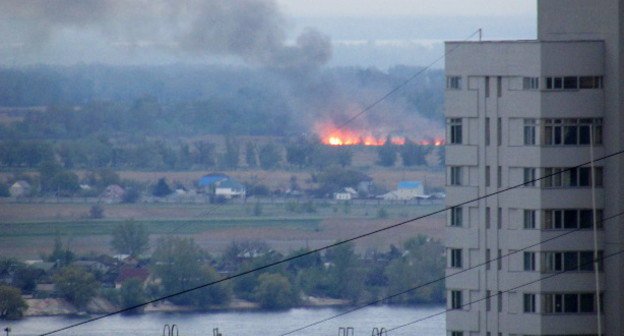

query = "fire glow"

[{"left": 317, "top": 124, "right": 445, "bottom": 147}]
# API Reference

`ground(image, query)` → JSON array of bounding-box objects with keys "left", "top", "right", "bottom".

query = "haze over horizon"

[{"left": 0, "top": 0, "right": 537, "bottom": 69}]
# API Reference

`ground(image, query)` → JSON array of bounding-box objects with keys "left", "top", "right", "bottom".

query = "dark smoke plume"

[{"left": 0, "top": 0, "right": 331, "bottom": 70}]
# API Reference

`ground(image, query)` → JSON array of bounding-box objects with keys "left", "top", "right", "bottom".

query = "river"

[{"left": 5, "top": 306, "right": 445, "bottom": 336}]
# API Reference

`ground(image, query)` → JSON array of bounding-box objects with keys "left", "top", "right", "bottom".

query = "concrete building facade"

[{"left": 444, "top": 1, "right": 624, "bottom": 335}]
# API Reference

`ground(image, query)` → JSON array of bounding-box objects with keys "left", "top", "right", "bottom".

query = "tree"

[
  {"left": 111, "top": 220, "right": 150, "bottom": 257},
  {"left": 258, "top": 143, "right": 281, "bottom": 169},
  {"left": 119, "top": 278, "right": 146, "bottom": 314},
  {"left": 53, "top": 266, "right": 99, "bottom": 309},
  {"left": 399, "top": 139, "right": 430, "bottom": 167},
  {"left": 324, "top": 242, "right": 365, "bottom": 302},
  {"left": 255, "top": 273, "right": 299, "bottom": 309},
  {"left": 0, "top": 182, "right": 9, "bottom": 197},
  {"left": 245, "top": 141, "right": 258, "bottom": 168},
  {"left": 47, "top": 232, "right": 75, "bottom": 267},
  {"left": 222, "top": 135, "right": 240, "bottom": 168},
  {"left": 89, "top": 204, "right": 104, "bottom": 219},
  {"left": 0, "top": 285, "right": 28, "bottom": 320},
  {"left": 377, "top": 136, "right": 397, "bottom": 167},
  {"left": 152, "top": 177, "right": 172, "bottom": 197},
  {"left": 48, "top": 170, "right": 80, "bottom": 196},
  {"left": 151, "top": 237, "right": 230, "bottom": 308}
]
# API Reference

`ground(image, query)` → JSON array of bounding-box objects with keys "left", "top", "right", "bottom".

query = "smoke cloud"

[{"left": 0, "top": 0, "right": 331, "bottom": 70}]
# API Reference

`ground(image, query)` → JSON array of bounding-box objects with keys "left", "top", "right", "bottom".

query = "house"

[
  {"left": 379, "top": 181, "right": 429, "bottom": 201},
  {"left": 198, "top": 173, "right": 246, "bottom": 199},
  {"left": 214, "top": 178, "right": 246, "bottom": 199},
  {"left": 72, "top": 260, "right": 109, "bottom": 274},
  {"left": 396, "top": 181, "right": 426, "bottom": 199},
  {"left": 115, "top": 267, "right": 150, "bottom": 289},
  {"left": 100, "top": 184, "right": 125, "bottom": 203},
  {"left": 9, "top": 180, "right": 31, "bottom": 197},
  {"left": 333, "top": 187, "right": 358, "bottom": 200}
]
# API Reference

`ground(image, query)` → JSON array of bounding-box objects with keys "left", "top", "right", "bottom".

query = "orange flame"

[{"left": 315, "top": 122, "right": 444, "bottom": 147}]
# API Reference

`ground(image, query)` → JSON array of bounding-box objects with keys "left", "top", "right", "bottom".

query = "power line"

[
  {"left": 385, "top": 248, "right": 624, "bottom": 334},
  {"left": 161, "top": 29, "right": 482, "bottom": 237},
  {"left": 335, "top": 29, "right": 481, "bottom": 130},
  {"left": 38, "top": 148, "right": 624, "bottom": 336},
  {"left": 277, "top": 210, "right": 624, "bottom": 336}
]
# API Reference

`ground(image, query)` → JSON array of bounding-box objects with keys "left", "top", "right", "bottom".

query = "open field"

[{"left": 0, "top": 201, "right": 445, "bottom": 259}]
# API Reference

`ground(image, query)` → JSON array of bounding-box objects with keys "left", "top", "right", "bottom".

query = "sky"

[
  {"left": 276, "top": 0, "right": 536, "bottom": 17},
  {"left": 0, "top": 0, "right": 538, "bottom": 68}
]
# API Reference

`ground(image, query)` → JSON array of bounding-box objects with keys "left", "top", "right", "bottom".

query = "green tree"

[
  {"left": 111, "top": 220, "right": 150, "bottom": 257},
  {"left": 0, "top": 182, "right": 8, "bottom": 197},
  {"left": 89, "top": 204, "right": 105, "bottom": 219},
  {"left": 255, "top": 273, "right": 299, "bottom": 309},
  {"left": 151, "top": 237, "right": 230, "bottom": 308},
  {"left": 47, "top": 232, "right": 75, "bottom": 267},
  {"left": 53, "top": 266, "right": 99, "bottom": 309},
  {"left": 0, "top": 285, "right": 28, "bottom": 320},
  {"left": 377, "top": 136, "right": 397, "bottom": 167},
  {"left": 119, "top": 278, "right": 146, "bottom": 314},
  {"left": 245, "top": 141, "right": 258, "bottom": 168},
  {"left": 324, "top": 242, "right": 365, "bottom": 302},
  {"left": 222, "top": 135, "right": 240, "bottom": 168},
  {"left": 399, "top": 139, "right": 430, "bottom": 167},
  {"left": 258, "top": 143, "right": 281, "bottom": 169},
  {"left": 48, "top": 170, "right": 80, "bottom": 196},
  {"left": 384, "top": 236, "right": 445, "bottom": 304},
  {"left": 151, "top": 177, "right": 172, "bottom": 197},
  {"left": 253, "top": 202, "right": 263, "bottom": 216}
]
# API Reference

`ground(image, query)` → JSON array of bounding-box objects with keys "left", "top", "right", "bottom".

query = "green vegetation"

[
  {"left": 0, "top": 285, "right": 28, "bottom": 320},
  {"left": 111, "top": 220, "right": 150, "bottom": 257},
  {"left": 53, "top": 265, "right": 100, "bottom": 309}
]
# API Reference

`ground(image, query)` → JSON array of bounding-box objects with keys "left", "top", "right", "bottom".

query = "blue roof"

[
  {"left": 397, "top": 181, "right": 422, "bottom": 189},
  {"left": 198, "top": 174, "right": 228, "bottom": 187}
]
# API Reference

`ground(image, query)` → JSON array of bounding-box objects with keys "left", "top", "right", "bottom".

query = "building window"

[
  {"left": 523, "top": 168, "right": 536, "bottom": 186},
  {"left": 543, "top": 209, "right": 603, "bottom": 229},
  {"left": 523, "top": 294, "right": 536, "bottom": 313},
  {"left": 486, "top": 249, "right": 491, "bottom": 270},
  {"left": 497, "top": 291, "right": 503, "bottom": 312},
  {"left": 497, "top": 249, "right": 502, "bottom": 270},
  {"left": 524, "top": 210, "right": 536, "bottom": 229},
  {"left": 524, "top": 252, "right": 536, "bottom": 271},
  {"left": 543, "top": 251, "right": 603, "bottom": 272},
  {"left": 485, "top": 166, "right": 491, "bottom": 187},
  {"left": 451, "top": 290, "right": 463, "bottom": 309},
  {"left": 543, "top": 293, "right": 600, "bottom": 313},
  {"left": 485, "top": 207, "right": 491, "bottom": 229},
  {"left": 447, "top": 76, "right": 462, "bottom": 89},
  {"left": 485, "top": 118, "right": 491, "bottom": 145},
  {"left": 448, "top": 118, "right": 463, "bottom": 144},
  {"left": 450, "top": 249, "right": 463, "bottom": 268},
  {"left": 486, "top": 290, "right": 491, "bottom": 311},
  {"left": 545, "top": 76, "right": 603, "bottom": 90},
  {"left": 497, "top": 166, "right": 502, "bottom": 188},
  {"left": 524, "top": 119, "right": 537, "bottom": 145},
  {"left": 485, "top": 76, "right": 490, "bottom": 98},
  {"left": 497, "top": 207, "right": 502, "bottom": 229},
  {"left": 450, "top": 332, "right": 464, "bottom": 336},
  {"left": 450, "top": 166, "right": 462, "bottom": 186},
  {"left": 450, "top": 207, "right": 463, "bottom": 227},
  {"left": 523, "top": 77, "right": 539, "bottom": 90},
  {"left": 542, "top": 167, "right": 603, "bottom": 187},
  {"left": 496, "top": 76, "right": 502, "bottom": 97},
  {"left": 543, "top": 118, "right": 602, "bottom": 145}
]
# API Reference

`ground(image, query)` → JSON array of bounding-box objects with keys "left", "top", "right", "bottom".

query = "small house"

[
  {"left": 333, "top": 187, "right": 358, "bottom": 200},
  {"left": 198, "top": 173, "right": 246, "bottom": 199},
  {"left": 100, "top": 184, "right": 125, "bottom": 203},
  {"left": 396, "top": 181, "right": 426, "bottom": 199},
  {"left": 9, "top": 180, "right": 31, "bottom": 197},
  {"left": 115, "top": 267, "right": 150, "bottom": 289}
]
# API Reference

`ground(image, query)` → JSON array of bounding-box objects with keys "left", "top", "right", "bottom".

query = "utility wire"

[
  {"left": 385, "top": 248, "right": 624, "bottom": 334},
  {"left": 277, "top": 209, "right": 624, "bottom": 336},
  {"left": 162, "top": 29, "right": 482, "bottom": 237},
  {"left": 38, "top": 148, "right": 624, "bottom": 336},
  {"left": 335, "top": 30, "right": 480, "bottom": 130}
]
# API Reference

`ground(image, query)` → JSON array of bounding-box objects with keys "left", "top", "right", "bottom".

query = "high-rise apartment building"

[{"left": 444, "top": 1, "right": 624, "bottom": 335}]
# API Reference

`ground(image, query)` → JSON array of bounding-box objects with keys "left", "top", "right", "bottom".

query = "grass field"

[{"left": 0, "top": 200, "right": 446, "bottom": 259}]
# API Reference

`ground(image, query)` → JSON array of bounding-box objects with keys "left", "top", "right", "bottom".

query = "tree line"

[{"left": 0, "top": 221, "right": 445, "bottom": 319}]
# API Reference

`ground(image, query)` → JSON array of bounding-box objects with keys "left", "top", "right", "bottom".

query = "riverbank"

[{"left": 24, "top": 296, "right": 351, "bottom": 317}]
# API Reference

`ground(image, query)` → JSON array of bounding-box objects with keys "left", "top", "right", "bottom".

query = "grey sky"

[
  {"left": 277, "top": 0, "right": 536, "bottom": 17},
  {"left": 0, "top": 0, "right": 538, "bottom": 68}
]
